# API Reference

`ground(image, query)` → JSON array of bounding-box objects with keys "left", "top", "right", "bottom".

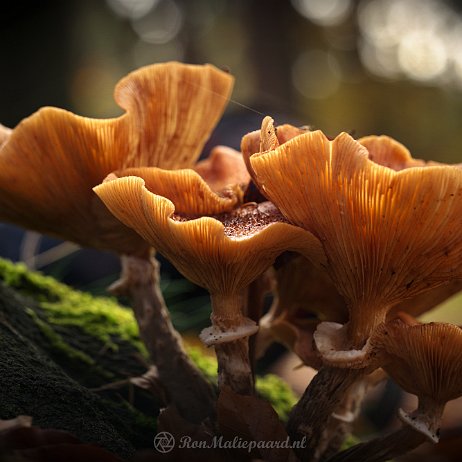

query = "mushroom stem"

[
  {"left": 398, "top": 397, "right": 445, "bottom": 443},
  {"left": 286, "top": 367, "right": 365, "bottom": 461},
  {"left": 214, "top": 338, "right": 254, "bottom": 394},
  {"left": 209, "top": 292, "right": 256, "bottom": 395},
  {"left": 327, "top": 398, "right": 445, "bottom": 462},
  {"left": 110, "top": 253, "right": 216, "bottom": 423},
  {"left": 246, "top": 273, "right": 271, "bottom": 378},
  {"left": 346, "top": 304, "right": 389, "bottom": 349},
  {"left": 326, "top": 423, "right": 427, "bottom": 462},
  {"left": 318, "top": 369, "right": 387, "bottom": 461}
]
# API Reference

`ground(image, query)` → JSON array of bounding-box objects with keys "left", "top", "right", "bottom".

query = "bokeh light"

[
  {"left": 357, "top": 0, "right": 462, "bottom": 87},
  {"left": 131, "top": 0, "right": 183, "bottom": 44},
  {"left": 106, "top": 0, "right": 159, "bottom": 20},
  {"left": 291, "top": 0, "right": 352, "bottom": 27}
]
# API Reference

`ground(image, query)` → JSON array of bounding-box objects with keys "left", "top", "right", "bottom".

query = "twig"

[{"left": 110, "top": 253, "right": 216, "bottom": 423}]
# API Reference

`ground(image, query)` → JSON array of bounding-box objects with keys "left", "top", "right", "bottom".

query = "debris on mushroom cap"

[
  {"left": 371, "top": 320, "right": 462, "bottom": 404},
  {"left": 249, "top": 116, "right": 462, "bottom": 347},
  {"left": 241, "top": 118, "right": 308, "bottom": 203},
  {"left": 110, "top": 166, "right": 241, "bottom": 215},
  {"left": 256, "top": 254, "right": 347, "bottom": 366},
  {"left": 93, "top": 176, "right": 326, "bottom": 296},
  {"left": 0, "top": 62, "right": 233, "bottom": 254},
  {"left": 193, "top": 145, "right": 251, "bottom": 194},
  {"left": 241, "top": 118, "right": 307, "bottom": 176},
  {"left": 205, "top": 202, "right": 289, "bottom": 239}
]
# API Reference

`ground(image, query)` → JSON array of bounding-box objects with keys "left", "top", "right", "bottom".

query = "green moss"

[
  {"left": 255, "top": 374, "right": 298, "bottom": 422},
  {"left": 0, "top": 258, "right": 145, "bottom": 354},
  {"left": 340, "top": 434, "right": 360, "bottom": 450},
  {"left": 0, "top": 258, "right": 298, "bottom": 423},
  {"left": 186, "top": 346, "right": 218, "bottom": 382},
  {"left": 25, "top": 307, "right": 95, "bottom": 366}
]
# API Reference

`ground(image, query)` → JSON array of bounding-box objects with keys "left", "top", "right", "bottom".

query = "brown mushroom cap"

[
  {"left": 358, "top": 135, "right": 427, "bottom": 170},
  {"left": 193, "top": 145, "right": 250, "bottom": 194},
  {"left": 93, "top": 175, "right": 326, "bottom": 296},
  {"left": 0, "top": 62, "right": 233, "bottom": 254},
  {"left": 110, "top": 166, "right": 240, "bottom": 215},
  {"left": 371, "top": 319, "right": 462, "bottom": 442},
  {"left": 372, "top": 320, "right": 462, "bottom": 403},
  {"left": 249, "top": 116, "right": 462, "bottom": 348}
]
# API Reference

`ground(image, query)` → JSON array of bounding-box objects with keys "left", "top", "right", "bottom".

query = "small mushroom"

[
  {"left": 241, "top": 119, "right": 308, "bottom": 177},
  {"left": 330, "top": 319, "right": 462, "bottom": 462},
  {"left": 94, "top": 173, "right": 325, "bottom": 394},
  {"left": 372, "top": 319, "right": 462, "bottom": 443},
  {"left": 194, "top": 145, "right": 251, "bottom": 195}
]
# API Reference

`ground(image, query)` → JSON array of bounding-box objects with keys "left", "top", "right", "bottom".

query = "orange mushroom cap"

[
  {"left": 0, "top": 62, "right": 233, "bottom": 254},
  {"left": 93, "top": 174, "right": 326, "bottom": 297},
  {"left": 248, "top": 116, "right": 462, "bottom": 352},
  {"left": 373, "top": 320, "right": 462, "bottom": 403},
  {"left": 358, "top": 135, "right": 427, "bottom": 170},
  {"left": 371, "top": 319, "right": 462, "bottom": 442},
  {"left": 193, "top": 145, "right": 250, "bottom": 195}
]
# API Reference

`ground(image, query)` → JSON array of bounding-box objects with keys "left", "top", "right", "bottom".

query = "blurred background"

[
  {"left": 2, "top": 0, "right": 462, "bottom": 304},
  {"left": 1, "top": 0, "right": 462, "bottom": 447}
]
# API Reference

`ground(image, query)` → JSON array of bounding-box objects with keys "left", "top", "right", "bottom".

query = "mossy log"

[{"left": 0, "top": 258, "right": 297, "bottom": 458}]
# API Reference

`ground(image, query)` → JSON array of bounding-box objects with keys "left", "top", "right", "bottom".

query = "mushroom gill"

[
  {"left": 0, "top": 62, "right": 233, "bottom": 254},
  {"left": 371, "top": 319, "right": 462, "bottom": 443},
  {"left": 248, "top": 116, "right": 462, "bottom": 459},
  {"left": 249, "top": 116, "right": 462, "bottom": 358},
  {"left": 329, "top": 320, "right": 462, "bottom": 462}
]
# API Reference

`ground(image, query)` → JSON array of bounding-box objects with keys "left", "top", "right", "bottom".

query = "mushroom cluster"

[{"left": 2, "top": 62, "right": 462, "bottom": 462}]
